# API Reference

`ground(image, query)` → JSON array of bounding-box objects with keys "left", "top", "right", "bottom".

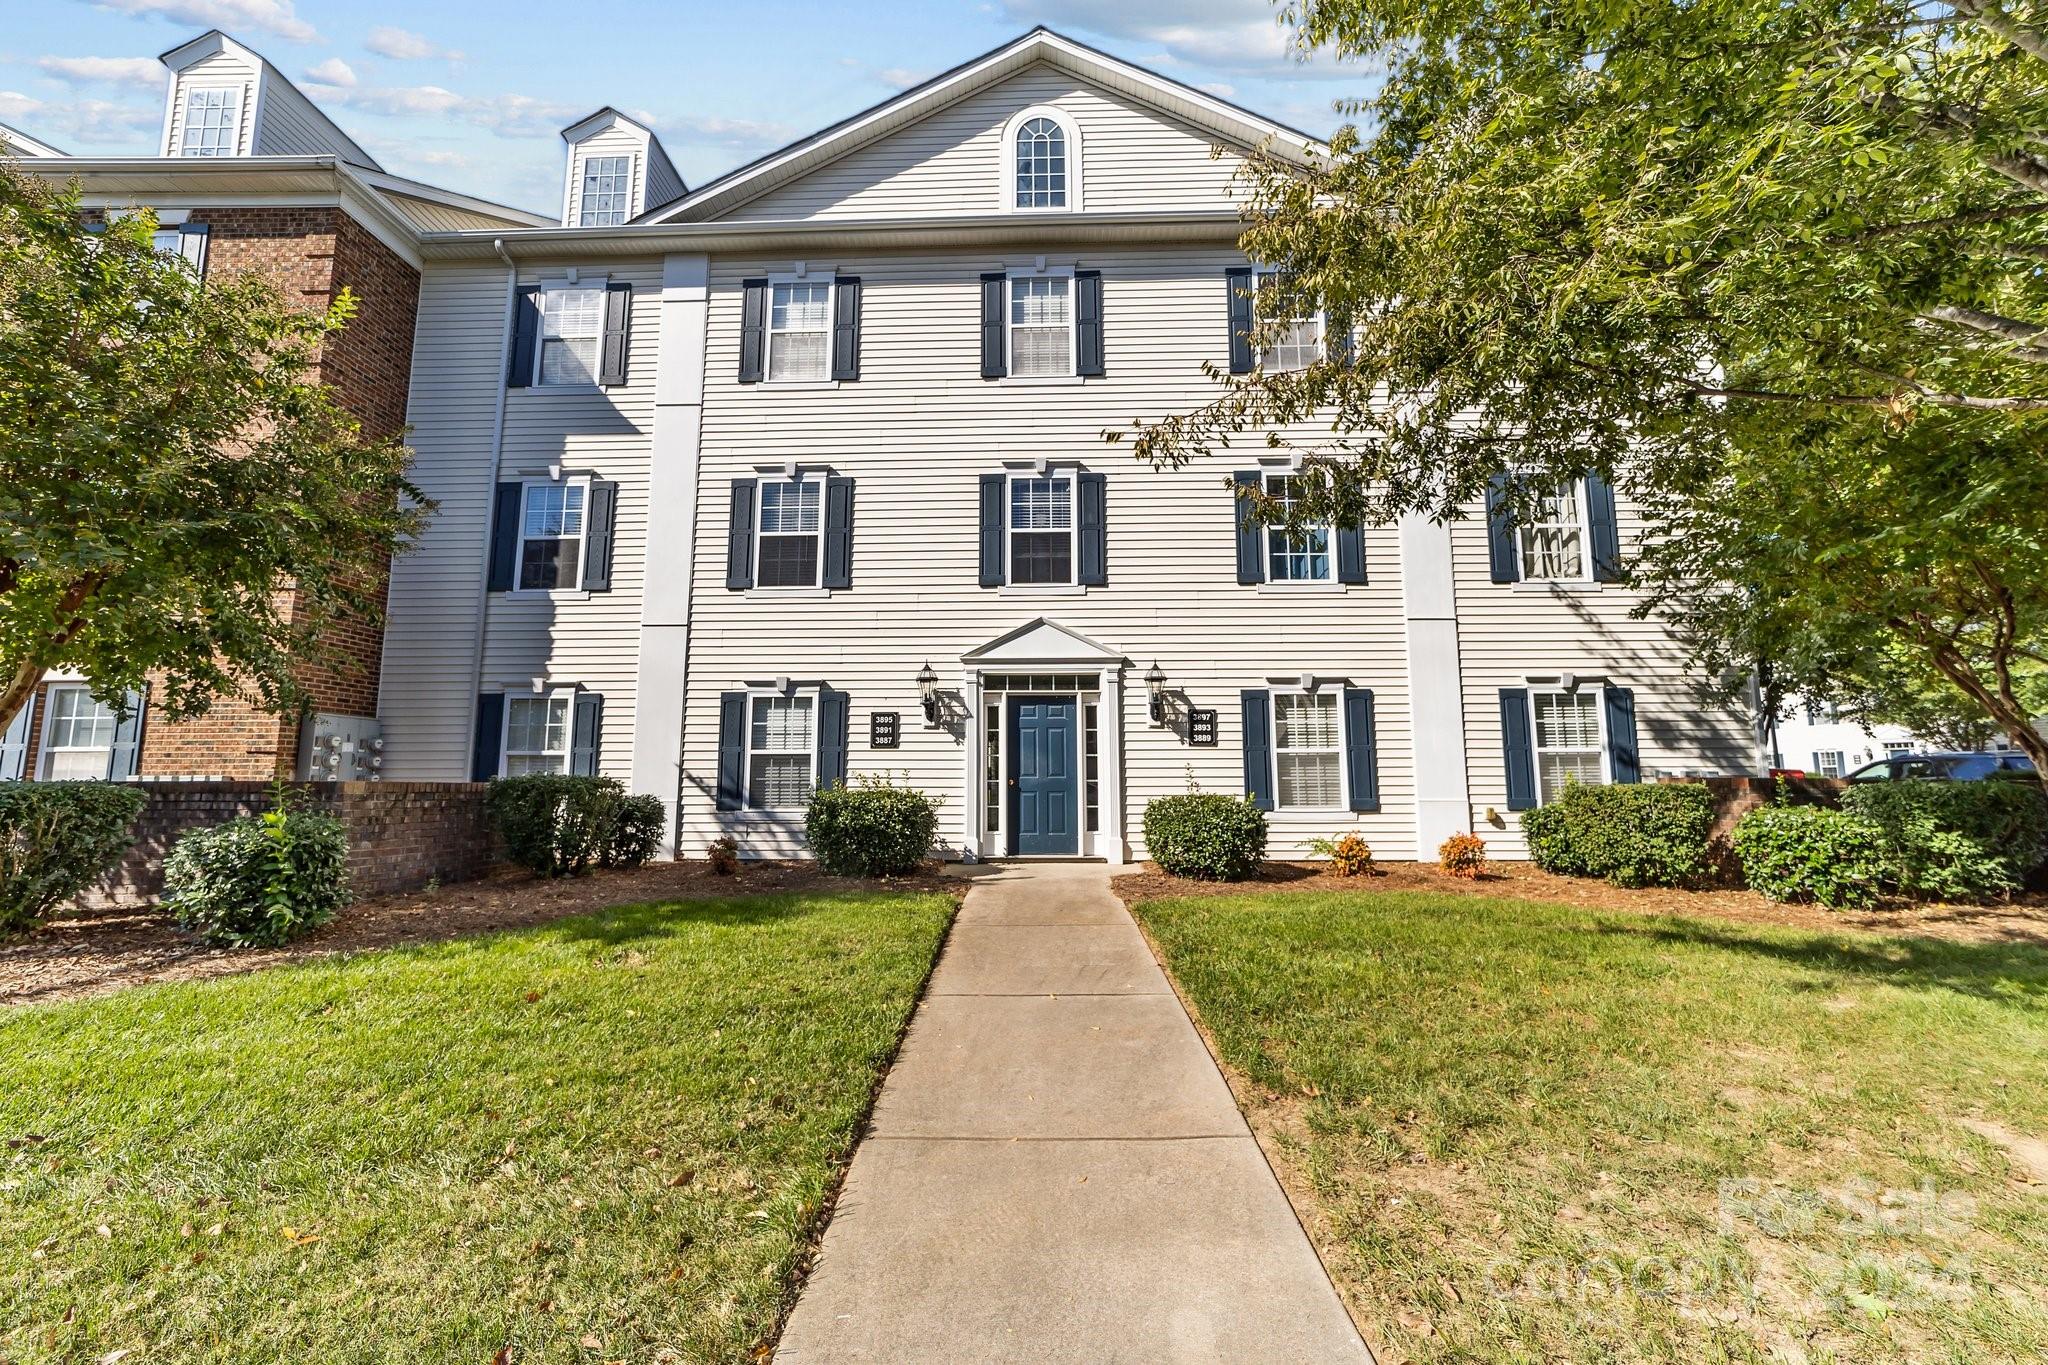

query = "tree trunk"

[
  {"left": 0, "top": 657, "right": 39, "bottom": 740},
  {"left": 1911, "top": 634, "right": 2048, "bottom": 794}
]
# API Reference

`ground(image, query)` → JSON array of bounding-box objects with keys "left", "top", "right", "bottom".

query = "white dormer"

[
  {"left": 158, "top": 30, "right": 382, "bottom": 170},
  {"left": 559, "top": 108, "right": 685, "bottom": 226}
]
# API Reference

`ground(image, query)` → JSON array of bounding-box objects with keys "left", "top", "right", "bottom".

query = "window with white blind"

[
  {"left": 1008, "top": 473, "right": 1075, "bottom": 584},
  {"left": 1518, "top": 481, "right": 1588, "bottom": 581},
  {"left": 504, "top": 693, "right": 573, "bottom": 774},
  {"left": 39, "top": 686, "right": 120, "bottom": 780},
  {"left": 1272, "top": 690, "right": 1344, "bottom": 809},
  {"left": 747, "top": 695, "right": 816, "bottom": 809},
  {"left": 1007, "top": 274, "right": 1074, "bottom": 377},
  {"left": 536, "top": 285, "right": 606, "bottom": 386},
  {"left": 180, "top": 88, "right": 238, "bottom": 156},
  {"left": 1254, "top": 270, "right": 1323, "bottom": 373},
  {"left": 1264, "top": 473, "right": 1332, "bottom": 583},
  {"left": 1531, "top": 688, "right": 1607, "bottom": 801},
  {"left": 578, "top": 155, "right": 631, "bottom": 226},
  {"left": 516, "top": 480, "right": 587, "bottom": 591},
  {"left": 757, "top": 478, "right": 824, "bottom": 587},
  {"left": 768, "top": 280, "right": 832, "bottom": 381}
]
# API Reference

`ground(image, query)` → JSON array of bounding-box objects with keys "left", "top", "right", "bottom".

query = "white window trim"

[
  {"left": 37, "top": 683, "right": 119, "bottom": 782},
  {"left": 740, "top": 686, "right": 822, "bottom": 814},
  {"left": 531, "top": 276, "right": 611, "bottom": 390},
  {"left": 179, "top": 87, "right": 241, "bottom": 158},
  {"left": 1252, "top": 267, "right": 1325, "bottom": 372},
  {"left": 763, "top": 272, "right": 838, "bottom": 386},
  {"left": 1516, "top": 477, "right": 1595, "bottom": 584},
  {"left": 1262, "top": 471, "right": 1336, "bottom": 586},
  {"left": 1004, "top": 468, "right": 1079, "bottom": 588},
  {"left": 502, "top": 688, "right": 578, "bottom": 775},
  {"left": 1268, "top": 685, "right": 1349, "bottom": 813},
  {"left": 1002, "top": 106, "right": 1083, "bottom": 213},
  {"left": 1527, "top": 684, "right": 1611, "bottom": 805},
  {"left": 576, "top": 152, "right": 637, "bottom": 228},
  {"left": 1812, "top": 750, "right": 1844, "bottom": 778},
  {"left": 1003, "top": 264, "right": 1078, "bottom": 382},
  {"left": 753, "top": 473, "right": 829, "bottom": 591},
  {"left": 510, "top": 475, "right": 592, "bottom": 597}
]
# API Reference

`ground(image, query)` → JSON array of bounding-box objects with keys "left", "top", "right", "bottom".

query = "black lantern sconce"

[
  {"left": 1145, "top": 660, "right": 1167, "bottom": 725},
  {"left": 917, "top": 661, "right": 940, "bottom": 724}
]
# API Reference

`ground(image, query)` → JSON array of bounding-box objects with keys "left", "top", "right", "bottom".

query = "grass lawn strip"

[
  {"left": 1, "top": 889, "right": 953, "bottom": 1364},
  {"left": 1132, "top": 889, "right": 2048, "bottom": 1365}
]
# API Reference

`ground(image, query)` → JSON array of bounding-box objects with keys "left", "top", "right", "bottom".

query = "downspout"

[{"left": 463, "top": 238, "right": 519, "bottom": 780}]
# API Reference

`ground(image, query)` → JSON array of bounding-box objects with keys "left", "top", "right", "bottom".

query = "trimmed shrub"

[
  {"left": 1143, "top": 793, "right": 1268, "bottom": 881},
  {"left": 1438, "top": 832, "right": 1488, "bottom": 878},
  {"left": 1731, "top": 805, "right": 1887, "bottom": 908},
  {"left": 705, "top": 835, "right": 740, "bottom": 876},
  {"left": 1520, "top": 782, "right": 1716, "bottom": 888},
  {"left": 164, "top": 805, "right": 351, "bottom": 947},
  {"left": 486, "top": 775, "right": 658, "bottom": 878},
  {"left": 0, "top": 781, "right": 148, "bottom": 935},
  {"left": 1839, "top": 779, "right": 2048, "bottom": 901},
  {"left": 805, "top": 777, "right": 941, "bottom": 877},
  {"left": 1308, "top": 831, "right": 1377, "bottom": 877}
]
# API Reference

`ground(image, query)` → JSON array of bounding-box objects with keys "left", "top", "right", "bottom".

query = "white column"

[
  {"left": 630, "top": 253, "right": 710, "bottom": 856},
  {"left": 1399, "top": 512, "right": 1473, "bottom": 852},
  {"left": 959, "top": 671, "right": 983, "bottom": 861},
  {"left": 1100, "top": 666, "right": 1127, "bottom": 866}
]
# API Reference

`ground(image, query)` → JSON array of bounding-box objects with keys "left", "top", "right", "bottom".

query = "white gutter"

[{"left": 462, "top": 237, "right": 520, "bottom": 781}]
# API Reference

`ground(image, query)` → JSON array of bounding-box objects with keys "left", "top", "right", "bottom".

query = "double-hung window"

[
  {"left": 578, "top": 155, "right": 631, "bottom": 226},
  {"left": 757, "top": 478, "right": 825, "bottom": 587},
  {"left": 180, "top": 89, "right": 238, "bottom": 156},
  {"left": 504, "top": 693, "right": 573, "bottom": 774},
  {"left": 1812, "top": 750, "right": 1844, "bottom": 778},
  {"left": 1254, "top": 270, "right": 1323, "bottom": 373},
  {"left": 1008, "top": 473, "right": 1075, "bottom": 585},
  {"left": 768, "top": 280, "right": 832, "bottom": 382},
  {"left": 1519, "top": 481, "right": 1588, "bottom": 580},
  {"left": 1531, "top": 688, "right": 1607, "bottom": 801},
  {"left": 536, "top": 284, "right": 607, "bottom": 386},
  {"left": 1008, "top": 274, "right": 1074, "bottom": 377},
  {"left": 1264, "top": 473, "right": 1332, "bottom": 583},
  {"left": 39, "top": 686, "right": 119, "bottom": 780},
  {"left": 747, "top": 694, "right": 815, "bottom": 809},
  {"left": 1272, "top": 690, "right": 1344, "bottom": 809},
  {"left": 516, "top": 480, "right": 587, "bottom": 591}
]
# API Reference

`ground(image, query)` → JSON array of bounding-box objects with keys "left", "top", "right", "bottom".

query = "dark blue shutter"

[
  {"left": 582, "top": 479, "right": 617, "bottom": 592},
  {"left": 823, "top": 476, "right": 855, "bottom": 589},
  {"left": 725, "top": 479, "right": 757, "bottom": 590},
  {"left": 1232, "top": 471, "right": 1265, "bottom": 585},
  {"left": 978, "top": 473, "right": 1006, "bottom": 587},
  {"left": 1078, "top": 471, "right": 1107, "bottom": 586},
  {"left": 1500, "top": 688, "right": 1536, "bottom": 811},
  {"left": 980, "top": 273, "right": 1007, "bottom": 379},
  {"left": 819, "top": 688, "right": 850, "bottom": 789},
  {"left": 1240, "top": 690, "right": 1274, "bottom": 811},
  {"left": 1326, "top": 306, "right": 1354, "bottom": 365},
  {"left": 472, "top": 693, "right": 505, "bottom": 781},
  {"left": 1604, "top": 686, "right": 1640, "bottom": 783},
  {"left": 571, "top": 693, "right": 604, "bottom": 775},
  {"left": 831, "top": 276, "right": 862, "bottom": 381},
  {"left": 716, "top": 692, "right": 747, "bottom": 810},
  {"left": 1343, "top": 688, "right": 1379, "bottom": 813},
  {"left": 1075, "top": 270, "right": 1104, "bottom": 377},
  {"left": 738, "top": 279, "right": 768, "bottom": 383},
  {"left": 1226, "top": 267, "right": 1255, "bottom": 374},
  {"left": 1586, "top": 473, "right": 1622, "bottom": 583},
  {"left": 507, "top": 286, "right": 540, "bottom": 388},
  {"left": 1336, "top": 524, "right": 1366, "bottom": 584},
  {"left": 106, "top": 688, "right": 146, "bottom": 780},
  {"left": 599, "top": 282, "right": 632, "bottom": 386},
  {"left": 1485, "top": 473, "right": 1520, "bottom": 583},
  {"left": 488, "top": 482, "right": 523, "bottom": 592}
]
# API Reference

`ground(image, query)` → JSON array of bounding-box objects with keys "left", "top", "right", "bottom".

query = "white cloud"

[
  {"left": 875, "top": 67, "right": 925, "bottom": 91},
  {"left": 0, "top": 88, "right": 157, "bottom": 142},
  {"left": 91, "top": 0, "right": 319, "bottom": 44},
  {"left": 0, "top": 90, "right": 43, "bottom": 121},
  {"left": 660, "top": 113, "right": 795, "bottom": 151},
  {"left": 1199, "top": 81, "right": 1237, "bottom": 99},
  {"left": 996, "top": 0, "right": 1361, "bottom": 79},
  {"left": 303, "top": 57, "right": 356, "bottom": 87},
  {"left": 35, "top": 56, "right": 165, "bottom": 89},
  {"left": 363, "top": 26, "right": 463, "bottom": 62}
]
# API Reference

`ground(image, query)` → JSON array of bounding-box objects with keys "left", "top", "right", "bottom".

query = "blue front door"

[{"left": 1009, "top": 697, "right": 1079, "bottom": 856}]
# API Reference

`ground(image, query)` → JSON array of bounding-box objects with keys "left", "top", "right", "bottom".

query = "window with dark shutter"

[
  {"left": 1225, "top": 267, "right": 1255, "bottom": 375},
  {"left": 1343, "top": 688, "right": 1379, "bottom": 812},
  {"left": 582, "top": 480, "right": 618, "bottom": 592},
  {"left": 472, "top": 693, "right": 506, "bottom": 781},
  {"left": 1499, "top": 688, "right": 1537, "bottom": 811},
  {"left": 831, "top": 277, "right": 862, "bottom": 381},
  {"left": 978, "top": 473, "right": 1006, "bottom": 586},
  {"left": 1604, "top": 686, "right": 1640, "bottom": 783},
  {"left": 571, "top": 693, "right": 604, "bottom": 775},
  {"left": 599, "top": 282, "right": 632, "bottom": 386},
  {"left": 507, "top": 285, "right": 541, "bottom": 388},
  {"left": 980, "top": 273, "right": 1007, "bottom": 379},
  {"left": 1232, "top": 471, "right": 1264, "bottom": 585},
  {"left": 1240, "top": 690, "right": 1274, "bottom": 811},
  {"left": 1077, "top": 471, "right": 1106, "bottom": 586},
  {"left": 823, "top": 477, "right": 855, "bottom": 589},
  {"left": 1075, "top": 270, "right": 1104, "bottom": 377},
  {"left": 738, "top": 279, "right": 768, "bottom": 383},
  {"left": 725, "top": 478, "right": 758, "bottom": 590},
  {"left": 1485, "top": 473, "right": 1521, "bottom": 583}
]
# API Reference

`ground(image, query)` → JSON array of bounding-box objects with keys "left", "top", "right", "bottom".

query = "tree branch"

[
  {"left": 1673, "top": 373, "right": 2048, "bottom": 411},
  {"left": 1952, "top": 0, "right": 2048, "bottom": 66},
  {"left": 1923, "top": 303, "right": 2048, "bottom": 361},
  {"left": 1832, "top": 202, "right": 2048, "bottom": 243}
]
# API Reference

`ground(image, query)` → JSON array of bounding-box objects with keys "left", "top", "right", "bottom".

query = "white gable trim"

[{"left": 961, "top": 616, "right": 1127, "bottom": 667}]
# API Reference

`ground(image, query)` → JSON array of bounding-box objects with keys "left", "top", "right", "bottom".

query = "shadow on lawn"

[{"left": 542, "top": 895, "right": 827, "bottom": 949}]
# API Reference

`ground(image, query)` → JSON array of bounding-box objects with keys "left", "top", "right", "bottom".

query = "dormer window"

[
  {"left": 1005, "top": 107, "right": 1081, "bottom": 212},
  {"left": 578, "top": 156, "right": 631, "bottom": 226},
  {"left": 180, "top": 88, "right": 238, "bottom": 157}
]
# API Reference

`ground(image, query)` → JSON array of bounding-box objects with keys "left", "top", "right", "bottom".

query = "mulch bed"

[
  {"left": 1115, "top": 859, "right": 2048, "bottom": 948},
  {"left": 1, "top": 860, "right": 963, "bottom": 1010}
]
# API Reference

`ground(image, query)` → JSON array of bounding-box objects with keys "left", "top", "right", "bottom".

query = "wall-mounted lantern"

[
  {"left": 917, "top": 661, "right": 940, "bottom": 724},
  {"left": 1145, "top": 661, "right": 1168, "bottom": 725}
]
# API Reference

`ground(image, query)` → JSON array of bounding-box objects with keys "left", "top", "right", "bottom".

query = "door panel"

[{"left": 1009, "top": 698, "right": 1079, "bottom": 856}]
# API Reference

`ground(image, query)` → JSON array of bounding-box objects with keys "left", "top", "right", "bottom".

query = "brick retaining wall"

[
  {"left": 1663, "top": 774, "right": 1849, "bottom": 843},
  {"left": 85, "top": 781, "right": 498, "bottom": 908}
]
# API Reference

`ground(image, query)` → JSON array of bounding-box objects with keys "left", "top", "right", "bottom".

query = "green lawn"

[
  {"left": 1, "top": 890, "right": 953, "bottom": 1364},
  {"left": 1133, "top": 891, "right": 2048, "bottom": 1364}
]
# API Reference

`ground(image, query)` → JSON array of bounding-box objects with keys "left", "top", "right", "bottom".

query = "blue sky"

[{"left": 3, "top": 0, "right": 1374, "bottom": 213}]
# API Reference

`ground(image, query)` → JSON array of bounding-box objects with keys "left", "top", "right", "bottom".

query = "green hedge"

[
  {"left": 1519, "top": 782, "right": 1716, "bottom": 887},
  {"left": 1143, "top": 793, "right": 1268, "bottom": 881},
  {"left": 804, "top": 778, "right": 940, "bottom": 877},
  {"left": 485, "top": 775, "right": 663, "bottom": 878},
  {"left": 1731, "top": 805, "right": 1889, "bottom": 908},
  {"left": 0, "top": 781, "right": 148, "bottom": 935},
  {"left": 1839, "top": 779, "right": 2048, "bottom": 900},
  {"left": 164, "top": 806, "right": 351, "bottom": 947}
]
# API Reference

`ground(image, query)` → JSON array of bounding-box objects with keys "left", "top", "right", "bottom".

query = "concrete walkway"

[{"left": 775, "top": 861, "right": 1372, "bottom": 1364}]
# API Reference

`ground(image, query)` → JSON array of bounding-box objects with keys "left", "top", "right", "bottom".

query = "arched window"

[{"left": 1014, "top": 116, "right": 1067, "bottom": 209}]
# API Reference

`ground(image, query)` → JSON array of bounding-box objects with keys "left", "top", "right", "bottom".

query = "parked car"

[{"left": 1844, "top": 751, "right": 2038, "bottom": 782}]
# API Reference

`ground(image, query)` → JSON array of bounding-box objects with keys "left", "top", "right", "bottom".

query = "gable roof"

[
  {"left": 960, "top": 617, "right": 1128, "bottom": 667},
  {"left": 642, "top": 27, "right": 1327, "bottom": 224},
  {"left": 158, "top": 29, "right": 384, "bottom": 172},
  {"left": 0, "top": 119, "right": 65, "bottom": 158}
]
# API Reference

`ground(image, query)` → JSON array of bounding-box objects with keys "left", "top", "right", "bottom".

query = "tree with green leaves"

[
  {"left": 1128, "top": 0, "right": 2048, "bottom": 777},
  {"left": 0, "top": 164, "right": 428, "bottom": 741}
]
